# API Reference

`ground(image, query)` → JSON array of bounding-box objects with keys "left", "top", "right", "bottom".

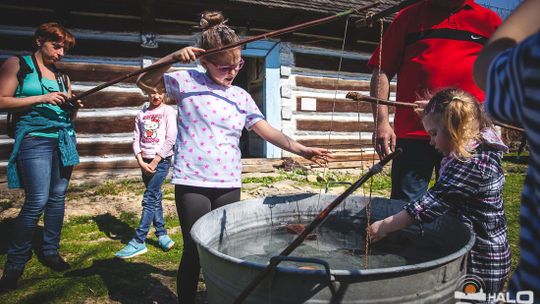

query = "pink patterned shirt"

[
  {"left": 133, "top": 103, "right": 177, "bottom": 159},
  {"left": 164, "top": 70, "right": 264, "bottom": 188}
]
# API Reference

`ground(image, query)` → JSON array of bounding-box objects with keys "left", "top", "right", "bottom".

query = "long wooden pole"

[
  {"left": 346, "top": 92, "right": 526, "bottom": 133},
  {"left": 231, "top": 148, "right": 402, "bottom": 304},
  {"left": 62, "top": 2, "right": 386, "bottom": 109}
]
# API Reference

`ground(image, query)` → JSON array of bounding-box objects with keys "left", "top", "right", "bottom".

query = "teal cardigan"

[{"left": 7, "top": 110, "right": 80, "bottom": 189}]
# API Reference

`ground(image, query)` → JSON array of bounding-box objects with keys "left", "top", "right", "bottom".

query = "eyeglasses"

[{"left": 211, "top": 58, "right": 245, "bottom": 74}]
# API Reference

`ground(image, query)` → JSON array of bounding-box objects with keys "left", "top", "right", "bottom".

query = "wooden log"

[
  {"left": 56, "top": 62, "right": 141, "bottom": 83},
  {"left": 296, "top": 97, "right": 394, "bottom": 113},
  {"left": 297, "top": 138, "right": 372, "bottom": 149},
  {"left": 296, "top": 76, "right": 396, "bottom": 91},
  {"left": 71, "top": 90, "right": 147, "bottom": 108},
  {"left": 74, "top": 116, "right": 135, "bottom": 134},
  {"left": 296, "top": 120, "right": 374, "bottom": 132}
]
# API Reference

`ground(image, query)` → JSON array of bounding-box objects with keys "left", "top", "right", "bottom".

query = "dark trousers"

[
  {"left": 390, "top": 138, "right": 443, "bottom": 202},
  {"left": 175, "top": 185, "right": 240, "bottom": 304}
]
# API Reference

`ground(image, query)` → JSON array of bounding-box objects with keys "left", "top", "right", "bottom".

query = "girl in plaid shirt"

[{"left": 369, "top": 88, "right": 511, "bottom": 295}]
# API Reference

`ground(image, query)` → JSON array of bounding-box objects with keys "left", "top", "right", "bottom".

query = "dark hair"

[
  {"left": 35, "top": 22, "right": 75, "bottom": 50},
  {"left": 198, "top": 11, "right": 239, "bottom": 59}
]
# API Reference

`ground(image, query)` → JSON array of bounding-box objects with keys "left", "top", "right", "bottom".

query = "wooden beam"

[
  {"left": 296, "top": 97, "right": 394, "bottom": 113},
  {"left": 297, "top": 138, "right": 372, "bottom": 150},
  {"left": 57, "top": 62, "right": 141, "bottom": 83},
  {"left": 296, "top": 120, "right": 374, "bottom": 132},
  {"left": 74, "top": 116, "right": 135, "bottom": 134},
  {"left": 296, "top": 76, "right": 396, "bottom": 91},
  {"left": 71, "top": 90, "right": 147, "bottom": 108}
]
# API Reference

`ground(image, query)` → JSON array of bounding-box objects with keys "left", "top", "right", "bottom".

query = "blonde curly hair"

[{"left": 424, "top": 88, "right": 493, "bottom": 158}]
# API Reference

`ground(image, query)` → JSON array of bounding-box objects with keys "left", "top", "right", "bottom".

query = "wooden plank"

[
  {"left": 56, "top": 62, "right": 141, "bottom": 83},
  {"left": 296, "top": 76, "right": 396, "bottom": 91},
  {"left": 0, "top": 116, "right": 135, "bottom": 135},
  {"left": 296, "top": 97, "right": 394, "bottom": 113},
  {"left": 293, "top": 52, "right": 370, "bottom": 74},
  {"left": 75, "top": 116, "right": 135, "bottom": 134},
  {"left": 0, "top": 141, "right": 133, "bottom": 160},
  {"left": 72, "top": 90, "right": 147, "bottom": 108},
  {"left": 297, "top": 139, "right": 373, "bottom": 150},
  {"left": 297, "top": 120, "right": 374, "bottom": 132}
]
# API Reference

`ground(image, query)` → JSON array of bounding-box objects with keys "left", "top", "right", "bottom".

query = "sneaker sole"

[
  {"left": 162, "top": 241, "right": 175, "bottom": 252},
  {"left": 116, "top": 247, "right": 148, "bottom": 259}
]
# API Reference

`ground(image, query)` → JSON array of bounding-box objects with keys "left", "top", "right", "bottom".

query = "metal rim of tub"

[{"left": 191, "top": 196, "right": 476, "bottom": 277}]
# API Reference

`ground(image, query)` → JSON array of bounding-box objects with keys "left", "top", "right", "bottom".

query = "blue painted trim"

[
  {"left": 263, "top": 42, "right": 282, "bottom": 158},
  {"left": 241, "top": 40, "right": 282, "bottom": 159}
]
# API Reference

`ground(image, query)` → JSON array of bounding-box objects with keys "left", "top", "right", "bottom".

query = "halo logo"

[
  {"left": 455, "top": 275, "right": 487, "bottom": 302},
  {"left": 454, "top": 275, "right": 534, "bottom": 303}
]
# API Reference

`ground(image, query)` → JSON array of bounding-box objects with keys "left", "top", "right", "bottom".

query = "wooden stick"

[
  {"left": 63, "top": 3, "right": 384, "bottom": 108},
  {"left": 346, "top": 92, "right": 526, "bottom": 133},
  {"left": 346, "top": 91, "right": 417, "bottom": 108},
  {"left": 232, "top": 149, "right": 402, "bottom": 304}
]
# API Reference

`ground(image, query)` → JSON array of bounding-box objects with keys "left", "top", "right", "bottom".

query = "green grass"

[
  {"left": 0, "top": 155, "right": 528, "bottom": 303},
  {"left": 0, "top": 213, "right": 182, "bottom": 304}
]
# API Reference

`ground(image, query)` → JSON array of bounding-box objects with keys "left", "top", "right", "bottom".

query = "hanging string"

[
  {"left": 315, "top": 16, "right": 352, "bottom": 210},
  {"left": 364, "top": 17, "right": 385, "bottom": 269}
]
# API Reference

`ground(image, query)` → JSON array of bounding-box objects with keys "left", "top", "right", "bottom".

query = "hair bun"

[{"left": 200, "top": 11, "right": 225, "bottom": 30}]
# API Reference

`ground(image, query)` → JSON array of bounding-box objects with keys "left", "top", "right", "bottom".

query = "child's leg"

[
  {"left": 175, "top": 185, "right": 213, "bottom": 304},
  {"left": 133, "top": 158, "right": 168, "bottom": 244},
  {"left": 151, "top": 158, "right": 171, "bottom": 238}
]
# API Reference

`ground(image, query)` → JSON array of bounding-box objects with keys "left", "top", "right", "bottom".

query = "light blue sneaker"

[
  {"left": 115, "top": 240, "right": 147, "bottom": 259},
  {"left": 158, "top": 235, "right": 175, "bottom": 251}
]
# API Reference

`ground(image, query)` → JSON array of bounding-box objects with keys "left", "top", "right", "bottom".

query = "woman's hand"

[
  {"left": 368, "top": 220, "right": 388, "bottom": 243},
  {"left": 172, "top": 47, "right": 206, "bottom": 64},
  {"left": 39, "top": 92, "right": 69, "bottom": 106},
  {"left": 73, "top": 99, "right": 84, "bottom": 109},
  {"left": 300, "top": 147, "right": 333, "bottom": 167}
]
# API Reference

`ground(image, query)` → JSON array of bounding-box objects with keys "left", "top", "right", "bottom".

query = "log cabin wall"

[{"left": 0, "top": 0, "right": 398, "bottom": 184}]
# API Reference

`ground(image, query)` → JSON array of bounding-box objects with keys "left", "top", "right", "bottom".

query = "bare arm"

[
  {"left": 474, "top": 0, "right": 540, "bottom": 90},
  {"left": 370, "top": 69, "right": 396, "bottom": 159},
  {"left": 0, "top": 57, "right": 68, "bottom": 112},
  {"left": 251, "top": 120, "right": 331, "bottom": 166},
  {"left": 136, "top": 47, "right": 205, "bottom": 94},
  {"left": 368, "top": 210, "right": 416, "bottom": 243}
]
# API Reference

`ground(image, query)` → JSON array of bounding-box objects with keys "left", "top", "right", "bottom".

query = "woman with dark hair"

[{"left": 0, "top": 22, "right": 82, "bottom": 292}]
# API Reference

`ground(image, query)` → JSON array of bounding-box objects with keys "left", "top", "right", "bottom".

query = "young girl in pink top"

[
  {"left": 137, "top": 11, "right": 331, "bottom": 303},
  {"left": 115, "top": 92, "right": 178, "bottom": 259}
]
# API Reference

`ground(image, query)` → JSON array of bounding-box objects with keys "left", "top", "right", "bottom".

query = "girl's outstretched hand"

[
  {"left": 368, "top": 220, "right": 387, "bottom": 243},
  {"left": 173, "top": 47, "right": 206, "bottom": 64},
  {"left": 300, "top": 147, "right": 333, "bottom": 167}
]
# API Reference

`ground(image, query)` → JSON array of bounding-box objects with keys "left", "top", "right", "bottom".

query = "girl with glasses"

[{"left": 137, "top": 10, "right": 331, "bottom": 303}]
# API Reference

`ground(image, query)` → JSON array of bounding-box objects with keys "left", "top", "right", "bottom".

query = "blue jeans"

[
  {"left": 6, "top": 136, "right": 74, "bottom": 271},
  {"left": 133, "top": 156, "right": 171, "bottom": 244},
  {"left": 390, "top": 138, "right": 443, "bottom": 202}
]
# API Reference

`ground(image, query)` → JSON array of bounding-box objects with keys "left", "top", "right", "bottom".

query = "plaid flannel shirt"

[{"left": 404, "top": 147, "right": 510, "bottom": 294}]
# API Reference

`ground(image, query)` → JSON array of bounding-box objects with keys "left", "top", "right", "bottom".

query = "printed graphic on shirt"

[{"left": 142, "top": 114, "right": 163, "bottom": 144}]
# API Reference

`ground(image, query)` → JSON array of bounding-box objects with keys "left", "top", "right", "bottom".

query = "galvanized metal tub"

[{"left": 191, "top": 194, "right": 475, "bottom": 303}]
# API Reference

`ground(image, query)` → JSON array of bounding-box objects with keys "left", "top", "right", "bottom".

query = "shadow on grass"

[
  {"left": 504, "top": 154, "right": 530, "bottom": 165},
  {"left": 65, "top": 258, "right": 177, "bottom": 303},
  {"left": 93, "top": 213, "right": 135, "bottom": 244},
  {"left": 0, "top": 219, "right": 47, "bottom": 262}
]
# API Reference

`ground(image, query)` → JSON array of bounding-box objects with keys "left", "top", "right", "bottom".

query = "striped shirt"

[
  {"left": 485, "top": 31, "right": 540, "bottom": 296},
  {"left": 405, "top": 143, "right": 510, "bottom": 294}
]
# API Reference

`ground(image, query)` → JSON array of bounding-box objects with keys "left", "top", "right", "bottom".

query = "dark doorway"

[{"left": 234, "top": 56, "right": 266, "bottom": 158}]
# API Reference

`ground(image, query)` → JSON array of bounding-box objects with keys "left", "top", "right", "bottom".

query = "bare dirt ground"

[{"left": 0, "top": 171, "right": 370, "bottom": 221}]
